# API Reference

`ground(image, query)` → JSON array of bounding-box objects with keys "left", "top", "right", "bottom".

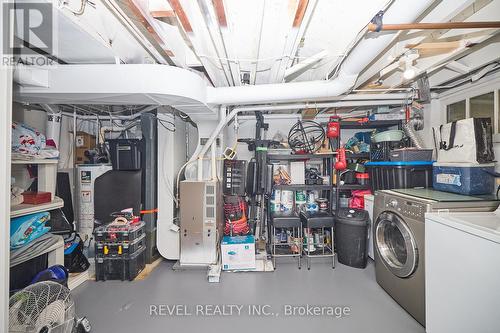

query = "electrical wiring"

[
  {"left": 157, "top": 118, "right": 176, "bottom": 132},
  {"left": 60, "top": 0, "right": 95, "bottom": 16}
]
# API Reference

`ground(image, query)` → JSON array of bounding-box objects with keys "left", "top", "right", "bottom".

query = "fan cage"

[{"left": 9, "top": 281, "right": 75, "bottom": 333}]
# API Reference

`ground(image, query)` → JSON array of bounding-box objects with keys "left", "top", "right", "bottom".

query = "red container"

[
  {"left": 22, "top": 191, "right": 52, "bottom": 204},
  {"left": 355, "top": 173, "right": 370, "bottom": 186}
]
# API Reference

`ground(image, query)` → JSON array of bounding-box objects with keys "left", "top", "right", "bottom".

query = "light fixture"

[
  {"left": 403, "top": 64, "right": 416, "bottom": 80},
  {"left": 402, "top": 52, "right": 419, "bottom": 80}
]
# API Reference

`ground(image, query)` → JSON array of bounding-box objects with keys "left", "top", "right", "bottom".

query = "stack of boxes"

[{"left": 94, "top": 221, "right": 146, "bottom": 281}]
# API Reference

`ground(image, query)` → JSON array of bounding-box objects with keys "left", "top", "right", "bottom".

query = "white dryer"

[{"left": 426, "top": 210, "right": 500, "bottom": 333}]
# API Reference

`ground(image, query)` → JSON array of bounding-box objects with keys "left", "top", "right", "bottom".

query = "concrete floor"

[{"left": 73, "top": 259, "right": 424, "bottom": 333}]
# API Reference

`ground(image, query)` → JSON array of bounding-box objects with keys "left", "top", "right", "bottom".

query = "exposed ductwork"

[
  {"left": 206, "top": 0, "right": 436, "bottom": 106},
  {"left": 191, "top": 0, "right": 436, "bottom": 179},
  {"left": 14, "top": 0, "right": 437, "bottom": 180}
]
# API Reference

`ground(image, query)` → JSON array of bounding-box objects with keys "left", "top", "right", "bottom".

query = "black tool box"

[
  {"left": 94, "top": 221, "right": 145, "bottom": 242},
  {"left": 95, "top": 246, "right": 146, "bottom": 281},
  {"left": 95, "top": 233, "right": 146, "bottom": 257}
]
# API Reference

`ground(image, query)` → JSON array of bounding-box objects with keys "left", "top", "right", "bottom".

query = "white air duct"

[
  {"left": 193, "top": 0, "right": 436, "bottom": 178},
  {"left": 206, "top": 0, "right": 435, "bottom": 106}
]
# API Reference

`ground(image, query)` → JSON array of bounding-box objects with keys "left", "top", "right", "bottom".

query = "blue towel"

[{"left": 10, "top": 212, "right": 51, "bottom": 249}]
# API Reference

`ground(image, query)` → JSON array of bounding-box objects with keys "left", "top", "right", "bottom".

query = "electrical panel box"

[
  {"left": 223, "top": 160, "right": 247, "bottom": 196},
  {"left": 179, "top": 181, "right": 223, "bottom": 266}
]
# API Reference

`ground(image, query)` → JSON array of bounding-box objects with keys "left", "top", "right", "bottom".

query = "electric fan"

[{"left": 9, "top": 281, "right": 90, "bottom": 333}]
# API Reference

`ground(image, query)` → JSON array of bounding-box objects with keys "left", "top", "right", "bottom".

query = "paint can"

[
  {"left": 295, "top": 190, "right": 307, "bottom": 210},
  {"left": 316, "top": 198, "right": 329, "bottom": 212}
]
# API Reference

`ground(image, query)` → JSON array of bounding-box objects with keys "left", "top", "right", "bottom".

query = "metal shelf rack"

[
  {"left": 334, "top": 119, "right": 403, "bottom": 210},
  {"left": 267, "top": 153, "right": 336, "bottom": 269}
]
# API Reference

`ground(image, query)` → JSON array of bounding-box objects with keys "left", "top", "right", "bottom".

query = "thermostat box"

[{"left": 221, "top": 235, "right": 256, "bottom": 271}]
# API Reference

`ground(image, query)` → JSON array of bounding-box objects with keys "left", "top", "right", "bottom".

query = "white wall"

[
  {"left": 434, "top": 73, "right": 500, "bottom": 171},
  {"left": 0, "top": 60, "right": 13, "bottom": 333}
]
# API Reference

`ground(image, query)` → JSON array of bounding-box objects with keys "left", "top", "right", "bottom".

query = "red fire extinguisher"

[
  {"left": 335, "top": 148, "right": 347, "bottom": 170},
  {"left": 327, "top": 116, "right": 340, "bottom": 139}
]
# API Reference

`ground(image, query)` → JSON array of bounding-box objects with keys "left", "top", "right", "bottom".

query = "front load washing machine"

[{"left": 373, "top": 189, "right": 499, "bottom": 326}]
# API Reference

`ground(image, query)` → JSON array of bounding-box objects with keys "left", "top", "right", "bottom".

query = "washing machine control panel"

[{"left": 385, "top": 197, "right": 426, "bottom": 219}]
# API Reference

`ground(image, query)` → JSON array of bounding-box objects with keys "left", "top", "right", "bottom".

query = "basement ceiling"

[{"left": 13, "top": 0, "right": 500, "bottom": 92}]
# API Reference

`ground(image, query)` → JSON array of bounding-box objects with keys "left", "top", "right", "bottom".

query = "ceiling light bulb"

[{"left": 403, "top": 67, "right": 416, "bottom": 80}]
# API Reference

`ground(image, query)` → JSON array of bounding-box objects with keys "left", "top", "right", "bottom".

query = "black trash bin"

[{"left": 335, "top": 208, "right": 369, "bottom": 269}]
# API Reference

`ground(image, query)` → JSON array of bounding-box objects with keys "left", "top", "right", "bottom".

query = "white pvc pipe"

[
  {"left": 211, "top": 141, "right": 216, "bottom": 180},
  {"left": 206, "top": 0, "right": 435, "bottom": 106}
]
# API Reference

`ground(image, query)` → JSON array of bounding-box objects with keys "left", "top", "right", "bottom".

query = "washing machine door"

[{"left": 375, "top": 211, "right": 418, "bottom": 278}]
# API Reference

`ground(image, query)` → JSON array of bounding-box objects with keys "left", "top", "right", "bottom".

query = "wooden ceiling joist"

[
  {"left": 121, "top": 0, "right": 175, "bottom": 64},
  {"left": 212, "top": 0, "right": 227, "bottom": 27},
  {"left": 293, "top": 0, "right": 309, "bottom": 27},
  {"left": 168, "top": 0, "right": 193, "bottom": 33},
  {"left": 150, "top": 10, "right": 176, "bottom": 18}
]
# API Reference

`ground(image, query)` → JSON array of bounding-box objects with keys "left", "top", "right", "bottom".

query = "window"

[
  {"left": 446, "top": 100, "right": 466, "bottom": 122},
  {"left": 470, "top": 92, "right": 494, "bottom": 126},
  {"left": 445, "top": 88, "right": 500, "bottom": 134}
]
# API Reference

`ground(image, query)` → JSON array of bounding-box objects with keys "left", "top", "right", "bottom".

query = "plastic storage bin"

[
  {"left": 365, "top": 161, "right": 433, "bottom": 191},
  {"left": 334, "top": 208, "right": 369, "bottom": 268},
  {"left": 390, "top": 148, "right": 433, "bottom": 162},
  {"left": 95, "top": 233, "right": 146, "bottom": 257},
  {"left": 95, "top": 246, "right": 146, "bottom": 281},
  {"left": 94, "top": 221, "right": 145, "bottom": 243},
  {"left": 432, "top": 162, "right": 495, "bottom": 195},
  {"left": 370, "top": 140, "right": 406, "bottom": 161},
  {"left": 106, "top": 138, "right": 142, "bottom": 170}
]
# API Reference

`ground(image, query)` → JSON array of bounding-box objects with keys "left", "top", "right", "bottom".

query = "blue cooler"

[{"left": 433, "top": 162, "right": 495, "bottom": 195}]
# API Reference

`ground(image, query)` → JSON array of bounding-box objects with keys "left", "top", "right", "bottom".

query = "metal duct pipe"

[
  {"left": 404, "top": 119, "right": 425, "bottom": 149},
  {"left": 206, "top": 0, "right": 435, "bottom": 106}
]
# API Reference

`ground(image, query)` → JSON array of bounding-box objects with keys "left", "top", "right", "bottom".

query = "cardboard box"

[
  {"left": 74, "top": 132, "right": 96, "bottom": 164},
  {"left": 75, "top": 131, "right": 96, "bottom": 149},
  {"left": 221, "top": 235, "right": 256, "bottom": 271}
]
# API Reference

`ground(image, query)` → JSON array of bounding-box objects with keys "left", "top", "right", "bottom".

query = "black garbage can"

[{"left": 335, "top": 208, "right": 369, "bottom": 268}]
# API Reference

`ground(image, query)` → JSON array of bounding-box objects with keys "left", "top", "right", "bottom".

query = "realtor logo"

[{"left": 2, "top": 0, "right": 57, "bottom": 65}]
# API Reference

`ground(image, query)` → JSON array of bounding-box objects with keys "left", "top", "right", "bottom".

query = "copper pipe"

[
  {"left": 368, "top": 21, "right": 500, "bottom": 32},
  {"left": 293, "top": 0, "right": 309, "bottom": 28}
]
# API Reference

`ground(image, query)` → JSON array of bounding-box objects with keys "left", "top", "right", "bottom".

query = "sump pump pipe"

[{"left": 193, "top": 0, "right": 435, "bottom": 179}]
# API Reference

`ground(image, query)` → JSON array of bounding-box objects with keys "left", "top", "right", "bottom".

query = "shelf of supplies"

[
  {"left": 337, "top": 184, "right": 371, "bottom": 190},
  {"left": 267, "top": 153, "right": 335, "bottom": 161},
  {"left": 273, "top": 184, "right": 332, "bottom": 191},
  {"left": 346, "top": 152, "right": 370, "bottom": 159},
  {"left": 340, "top": 120, "right": 401, "bottom": 129},
  {"left": 11, "top": 158, "right": 58, "bottom": 165},
  {"left": 11, "top": 196, "right": 64, "bottom": 218}
]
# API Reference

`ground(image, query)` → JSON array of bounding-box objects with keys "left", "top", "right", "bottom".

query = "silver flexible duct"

[{"left": 404, "top": 118, "right": 425, "bottom": 149}]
